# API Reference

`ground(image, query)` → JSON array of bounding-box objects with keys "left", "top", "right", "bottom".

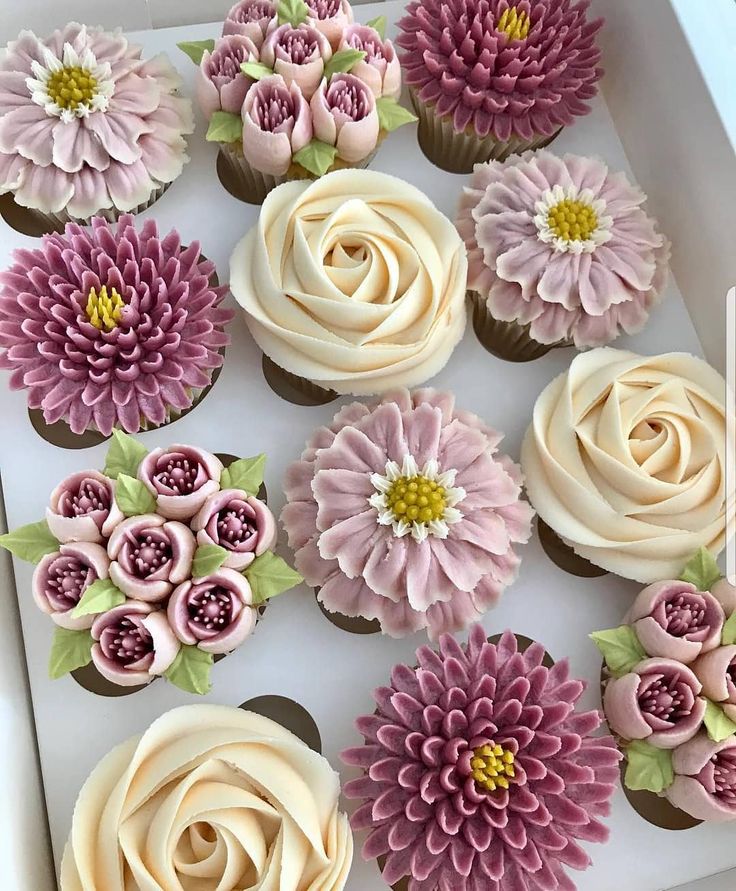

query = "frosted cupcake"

[
  {"left": 343, "top": 626, "right": 620, "bottom": 888},
  {"left": 60, "top": 705, "right": 353, "bottom": 889},
  {"left": 230, "top": 170, "right": 468, "bottom": 399},
  {"left": 0, "top": 215, "right": 232, "bottom": 437},
  {"left": 522, "top": 349, "right": 731, "bottom": 582},
  {"left": 456, "top": 151, "right": 670, "bottom": 361},
  {"left": 397, "top": 0, "right": 603, "bottom": 172},
  {"left": 0, "top": 23, "right": 193, "bottom": 232},
  {"left": 281, "top": 389, "right": 534, "bottom": 637}
]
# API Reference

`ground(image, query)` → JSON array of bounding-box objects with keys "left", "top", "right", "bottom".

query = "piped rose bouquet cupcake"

[
  {"left": 593, "top": 549, "right": 736, "bottom": 824},
  {"left": 179, "top": 0, "right": 415, "bottom": 203},
  {"left": 0, "top": 23, "right": 193, "bottom": 232},
  {"left": 0, "top": 431, "right": 302, "bottom": 694}
]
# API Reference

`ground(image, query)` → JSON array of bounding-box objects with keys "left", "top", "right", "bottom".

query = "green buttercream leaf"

[
  {"left": 365, "top": 15, "right": 386, "bottom": 38},
  {"left": 115, "top": 474, "right": 156, "bottom": 517},
  {"left": 177, "top": 39, "right": 216, "bottom": 65},
  {"left": 679, "top": 547, "right": 722, "bottom": 592},
  {"left": 277, "top": 0, "right": 308, "bottom": 26},
  {"left": 206, "top": 110, "right": 243, "bottom": 144},
  {"left": 70, "top": 578, "right": 126, "bottom": 619},
  {"left": 624, "top": 740, "right": 674, "bottom": 793},
  {"left": 324, "top": 48, "right": 366, "bottom": 79},
  {"left": 293, "top": 139, "right": 338, "bottom": 177},
  {"left": 165, "top": 646, "right": 213, "bottom": 695},
  {"left": 245, "top": 552, "right": 303, "bottom": 604},
  {"left": 703, "top": 699, "right": 736, "bottom": 743},
  {"left": 722, "top": 611, "right": 736, "bottom": 646},
  {"left": 0, "top": 520, "right": 59, "bottom": 564},
  {"left": 220, "top": 454, "right": 266, "bottom": 496},
  {"left": 376, "top": 96, "right": 418, "bottom": 132},
  {"left": 241, "top": 61, "right": 274, "bottom": 80},
  {"left": 48, "top": 628, "right": 93, "bottom": 680},
  {"left": 192, "top": 543, "right": 229, "bottom": 578},
  {"left": 103, "top": 429, "right": 149, "bottom": 480},
  {"left": 590, "top": 626, "right": 646, "bottom": 678}
]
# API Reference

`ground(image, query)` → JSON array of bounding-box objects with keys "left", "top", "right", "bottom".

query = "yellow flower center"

[
  {"left": 547, "top": 198, "right": 600, "bottom": 243},
  {"left": 46, "top": 65, "right": 98, "bottom": 111},
  {"left": 385, "top": 474, "right": 446, "bottom": 525},
  {"left": 471, "top": 742, "right": 516, "bottom": 793},
  {"left": 86, "top": 285, "right": 125, "bottom": 331},
  {"left": 497, "top": 6, "right": 531, "bottom": 41}
]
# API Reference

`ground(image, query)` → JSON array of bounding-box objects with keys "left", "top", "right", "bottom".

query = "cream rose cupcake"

[
  {"left": 60, "top": 704, "right": 353, "bottom": 889},
  {"left": 522, "top": 348, "right": 732, "bottom": 582},
  {"left": 230, "top": 169, "right": 468, "bottom": 400}
]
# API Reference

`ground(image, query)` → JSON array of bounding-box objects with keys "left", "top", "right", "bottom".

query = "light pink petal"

[
  {"left": 313, "top": 467, "right": 374, "bottom": 530},
  {"left": 91, "top": 644, "right": 153, "bottom": 687},
  {"left": 108, "top": 562, "right": 172, "bottom": 603},
  {"left": 633, "top": 617, "right": 704, "bottom": 664},
  {"left": 143, "top": 610, "right": 180, "bottom": 674},
  {"left": 692, "top": 646, "right": 736, "bottom": 703},
  {"left": 0, "top": 104, "right": 54, "bottom": 165},
  {"left": 199, "top": 606, "right": 256, "bottom": 654},
  {"left": 666, "top": 776, "right": 736, "bottom": 823},
  {"left": 317, "top": 510, "right": 380, "bottom": 577},
  {"left": 52, "top": 118, "right": 109, "bottom": 172},
  {"left": 84, "top": 110, "right": 147, "bottom": 164},
  {"left": 45, "top": 509, "right": 102, "bottom": 544},
  {"left": 602, "top": 674, "right": 652, "bottom": 740},
  {"left": 335, "top": 106, "right": 379, "bottom": 163},
  {"left": 362, "top": 536, "right": 409, "bottom": 604},
  {"left": 164, "top": 521, "right": 196, "bottom": 583},
  {"left": 155, "top": 480, "right": 221, "bottom": 522},
  {"left": 310, "top": 80, "right": 337, "bottom": 145},
  {"left": 242, "top": 116, "right": 292, "bottom": 176}
]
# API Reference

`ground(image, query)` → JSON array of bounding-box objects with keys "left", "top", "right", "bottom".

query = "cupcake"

[
  {"left": 0, "top": 215, "right": 232, "bottom": 437},
  {"left": 0, "top": 432, "right": 302, "bottom": 694},
  {"left": 522, "top": 349, "right": 731, "bottom": 582},
  {"left": 281, "top": 388, "right": 534, "bottom": 637},
  {"left": 593, "top": 550, "right": 736, "bottom": 824},
  {"left": 456, "top": 151, "right": 670, "bottom": 362},
  {"left": 230, "top": 170, "right": 468, "bottom": 397},
  {"left": 397, "top": 0, "right": 604, "bottom": 172},
  {"left": 60, "top": 704, "right": 353, "bottom": 889},
  {"left": 0, "top": 23, "right": 194, "bottom": 232},
  {"left": 181, "top": 4, "right": 415, "bottom": 204},
  {"left": 343, "top": 625, "right": 621, "bottom": 889}
]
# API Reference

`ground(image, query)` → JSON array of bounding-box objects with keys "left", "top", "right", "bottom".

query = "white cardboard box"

[{"left": 1, "top": 2, "right": 735, "bottom": 890}]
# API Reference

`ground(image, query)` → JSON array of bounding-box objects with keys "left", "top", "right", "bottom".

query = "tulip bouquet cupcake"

[
  {"left": 593, "top": 549, "right": 736, "bottom": 824},
  {"left": 179, "top": 0, "right": 416, "bottom": 203},
  {"left": 0, "top": 431, "right": 302, "bottom": 694}
]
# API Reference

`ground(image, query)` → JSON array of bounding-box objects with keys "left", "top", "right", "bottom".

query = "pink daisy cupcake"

[
  {"left": 281, "top": 389, "right": 534, "bottom": 638},
  {"left": 456, "top": 151, "right": 670, "bottom": 361},
  {"left": 343, "top": 626, "right": 621, "bottom": 889}
]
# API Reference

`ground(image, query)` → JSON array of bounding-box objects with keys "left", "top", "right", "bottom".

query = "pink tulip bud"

[
  {"left": 260, "top": 23, "right": 332, "bottom": 99},
  {"left": 693, "top": 644, "right": 736, "bottom": 722},
  {"left": 667, "top": 732, "right": 736, "bottom": 822},
  {"left": 241, "top": 74, "right": 313, "bottom": 175},
  {"left": 138, "top": 445, "right": 223, "bottom": 521},
  {"left": 223, "top": 0, "right": 277, "bottom": 46},
  {"left": 32, "top": 542, "right": 110, "bottom": 630},
  {"left": 192, "top": 489, "right": 277, "bottom": 570},
  {"left": 310, "top": 73, "right": 379, "bottom": 163},
  {"left": 304, "top": 0, "right": 354, "bottom": 49},
  {"left": 46, "top": 470, "right": 123, "bottom": 543},
  {"left": 196, "top": 35, "right": 259, "bottom": 119},
  {"left": 338, "top": 25, "right": 401, "bottom": 99}
]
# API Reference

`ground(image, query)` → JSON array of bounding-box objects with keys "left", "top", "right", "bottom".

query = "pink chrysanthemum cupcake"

[
  {"left": 456, "top": 151, "right": 670, "bottom": 361},
  {"left": 0, "top": 23, "right": 193, "bottom": 231},
  {"left": 397, "top": 0, "right": 603, "bottom": 172},
  {"left": 281, "top": 389, "right": 534, "bottom": 638},
  {"left": 0, "top": 215, "right": 233, "bottom": 437},
  {"left": 343, "top": 626, "right": 621, "bottom": 890}
]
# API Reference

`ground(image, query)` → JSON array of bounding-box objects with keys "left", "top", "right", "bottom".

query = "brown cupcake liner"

[
  {"left": 471, "top": 292, "right": 572, "bottom": 363},
  {"left": 261, "top": 354, "right": 338, "bottom": 407},
  {"left": 536, "top": 517, "right": 609, "bottom": 579},
  {"left": 411, "top": 89, "right": 561, "bottom": 174}
]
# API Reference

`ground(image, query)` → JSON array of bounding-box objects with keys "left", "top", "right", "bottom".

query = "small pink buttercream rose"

[
  {"left": 693, "top": 645, "right": 736, "bottom": 723},
  {"left": 338, "top": 25, "right": 401, "bottom": 99},
  {"left": 241, "top": 75, "right": 312, "bottom": 176},
  {"left": 196, "top": 35, "right": 258, "bottom": 119},
  {"left": 260, "top": 23, "right": 332, "bottom": 99},
  {"left": 223, "top": 0, "right": 277, "bottom": 46},
  {"left": 91, "top": 601, "right": 179, "bottom": 687},
  {"left": 627, "top": 580, "right": 724, "bottom": 664},
  {"left": 46, "top": 470, "right": 124, "bottom": 544},
  {"left": 192, "top": 489, "right": 277, "bottom": 570},
  {"left": 138, "top": 445, "right": 223, "bottom": 521},
  {"left": 32, "top": 542, "right": 110, "bottom": 631},
  {"left": 304, "top": 0, "right": 354, "bottom": 49},
  {"left": 310, "top": 73, "right": 379, "bottom": 163},
  {"left": 107, "top": 515, "right": 195, "bottom": 602},
  {"left": 603, "top": 658, "right": 706, "bottom": 749},
  {"left": 667, "top": 733, "right": 736, "bottom": 822},
  {"left": 167, "top": 568, "right": 256, "bottom": 654}
]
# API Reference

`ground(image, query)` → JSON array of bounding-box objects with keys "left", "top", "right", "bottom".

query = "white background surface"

[{"left": 0, "top": 4, "right": 735, "bottom": 891}]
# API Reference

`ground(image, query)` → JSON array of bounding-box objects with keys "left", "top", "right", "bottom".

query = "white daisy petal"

[
  {"left": 411, "top": 523, "right": 429, "bottom": 543},
  {"left": 422, "top": 458, "right": 439, "bottom": 479},
  {"left": 385, "top": 461, "right": 401, "bottom": 481},
  {"left": 443, "top": 507, "right": 464, "bottom": 525},
  {"left": 370, "top": 472, "right": 391, "bottom": 493},
  {"left": 402, "top": 455, "right": 419, "bottom": 477},
  {"left": 428, "top": 519, "right": 449, "bottom": 539}
]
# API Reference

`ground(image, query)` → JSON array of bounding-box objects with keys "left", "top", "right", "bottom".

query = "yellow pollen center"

[
  {"left": 497, "top": 6, "right": 531, "bottom": 41},
  {"left": 471, "top": 742, "right": 516, "bottom": 793},
  {"left": 86, "top": 286, "right": 125, "bottom": 332},
  {"left": 46, "top": 65, "right": 98, "bottom": 111},
  {"left": 385, "top": 474, "right": 446, "bottom": 525},
  {"left": 547, "top": 198, "right": 599, "bottom": 242}
]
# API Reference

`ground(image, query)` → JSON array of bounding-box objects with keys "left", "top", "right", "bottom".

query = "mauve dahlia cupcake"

[
  {"left": 281, "top": 389, "right": 534, "bottom": 638},
  {"left": 0, "top": 23, "right": 194, "bottom": 232},
  {"left": 0, "top": 215, "right": 232, "bottom": 437},
  {"left": 343, "top": 626, "right": 621, "bottom": 889},
  {"left": 397, "top": 0, "right": 603, "bottom": 172},
  {"left": 456, "top": 151, "right": 670, "bottom": 361}
]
